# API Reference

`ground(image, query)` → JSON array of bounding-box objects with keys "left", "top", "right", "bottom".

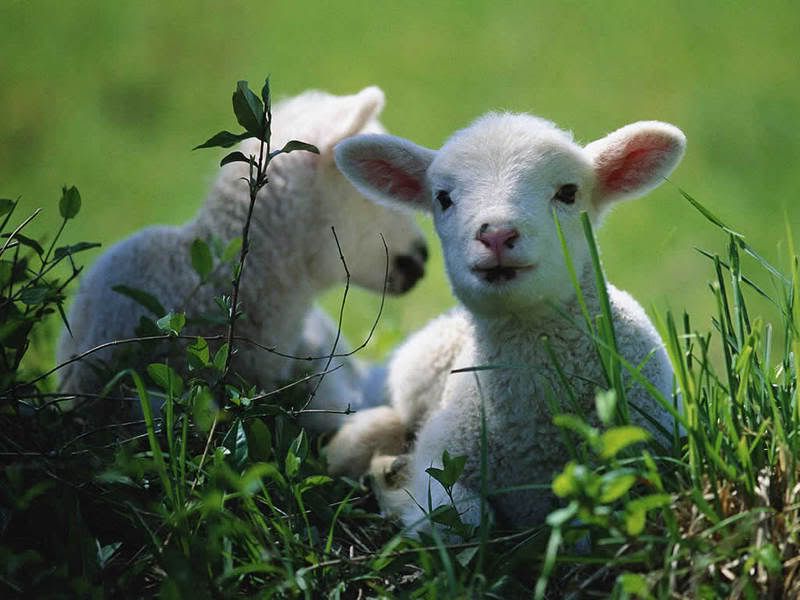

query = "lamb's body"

[
  {"left": 374, "top": 278, "right": 672, "bottom": 527},
  {"left": 329, "top": 110, "right": 686, "bottom": 532},
  {"left": 57, "top": 87, "right": 428, "bottom": 426}
]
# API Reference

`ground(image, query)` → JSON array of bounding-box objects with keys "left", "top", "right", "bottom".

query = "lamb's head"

[
  {"left": 335, "top": 113, "right": 685, "bottom": 317},
  {"left": 260, "top": 87, "right": 427, "bottom": 295}
]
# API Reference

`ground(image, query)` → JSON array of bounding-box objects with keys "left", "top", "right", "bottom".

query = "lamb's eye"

[
  {"left": 436, "top": 190, "right": 453, "bottom": 211},
  {"left": 554, "top": 184, "right": 578, "bottom": 205}
]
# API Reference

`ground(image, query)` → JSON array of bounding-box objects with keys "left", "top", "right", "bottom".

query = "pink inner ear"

[
  {"left": 359, "top": 158, "right": 423, "bottom": 200},
  {"left": 599, "top": 136, "right": 676, "bottom": 195}
]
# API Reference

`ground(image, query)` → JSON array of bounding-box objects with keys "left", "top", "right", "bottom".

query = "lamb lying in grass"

[
  {"left": 57, "top": 87, "right": 428, "bottom": 427},
  {"left": 328, "top": 112, "right": 685, "bottom": 531}
]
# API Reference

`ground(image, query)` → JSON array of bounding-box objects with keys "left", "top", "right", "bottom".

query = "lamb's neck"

[
  {"left": 470, "top": 268, "right": 602, "bottom": 356},
  {"left": 187, "top": 173, "right": 319, "bottom": 330}
]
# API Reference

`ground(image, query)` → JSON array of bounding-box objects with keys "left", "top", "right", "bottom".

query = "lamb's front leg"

[{"left": 369, "top": 451, "right": 484, "bottom": 537}]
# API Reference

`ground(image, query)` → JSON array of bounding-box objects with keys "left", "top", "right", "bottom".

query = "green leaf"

[
  {"left": 429, "top": 504, "right": 465, "bottom": 530},
  {"left": 112, "top": 285, "right": 166, "bottom": 316},
  {"left": 553, "top": 413, "right": 599, "bottom": 445},
  {"left": 147, "top": 363, "right": 184, "bottom": 397},
  {"left": 212, "top": 343, "right": 229, "bottom": 371},
  {"left": 1, "top": 232, "right": 44, "bottom": 256},
  {"left": 194, "top": 130, "right": 249, "bottom": 150},
  {"left": 426, "top": 450, "right": 467, "bottom": 489},
  {"left": 190, "top": 238, "right": 213, "bottom": 281},
  {"left": 222, "top": 237, "right": 242, "bottom": 262},
  {"left": 232, "top": 80, "right": 264, "bottom": 136},
  {"left": 624, "top": 494, "right": 671, "bottom": 536},
  {"left": 299, "top": 475, "right": 333, "bottom": 493},
  {"left": 625, "top": 506, "right": 647, "bottom": 536},
  {"left": 156, "top": 311, "right": 186, "bottom": 336},
  {"left": 617, "top": 573, "right": 654, "bottom": 599},
  {"left": 0, "top": 198, "right": 15, "bottom": 217},
  {"left": 269, "top": 140, "right": 320, "bottom": 160},
  {"left": 552, "top": 462, "right": 583, "bottom": 498},
  {"left": 187, "top": 336, "right": 210, "bottom": 369},
  {"left": 53, "top": 241, "right": 101, "bottom": 259},
  {"left": 96, "top": 540, "right": 122, "bottom": 570},
  {"left": 19, "top": 285, "right": 53, "bottom": 305},
  {"left": 0, "top": 260, "right": 13, "bottom": 288},
  {"left": 599, "top": 426, "right": 651, "bottom": 460},
  {"left": 285, "top": 452, "right": 301, "bottom": 478},
  {"left": 219, "top": 151, "right": 252, "bottom": 167},
  {"left": 595, "top": 389, "right": 617, "bottom": 426},
  {"left": 243, "top": 418, "right": 272, "bottom": 462},
  {"left": 546, "top": 500, "right": 578, "bottom": 527},
  {"left": 289, "top": 430, "right": 308, "bottom": 462},
  {"left": 599, "top": 472, "right": 636, "bottom": 503},
  {"left": 59, "top": 185, "right": 81, "bottom": 219},
  {"left": 192, "top": 386, "right": 218, "bottom": 433}
]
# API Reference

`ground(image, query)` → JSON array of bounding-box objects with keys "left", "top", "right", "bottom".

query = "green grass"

[{"left": 3, "top": 187, "right": 799, "bottom": 598}]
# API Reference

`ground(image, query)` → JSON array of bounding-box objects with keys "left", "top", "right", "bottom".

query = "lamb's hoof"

[{"left": 370, "top": 454, "right": 410, "bottom": 489}]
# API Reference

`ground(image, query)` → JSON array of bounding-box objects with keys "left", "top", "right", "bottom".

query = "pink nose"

[{"left": 476, "top": 225, "right": 519, "bottom": 257}]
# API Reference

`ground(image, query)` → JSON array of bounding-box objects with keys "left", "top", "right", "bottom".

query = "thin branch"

[
  {"left": 300, "top": 227, "right": 350, "bottom": 413},
  {"left": 0, "top": 207, "right": 41, "bottom": 257}
]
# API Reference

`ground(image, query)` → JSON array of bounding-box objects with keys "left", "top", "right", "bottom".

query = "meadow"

[{"left": 2, "top": 2, "right": 800, "bottom": 597}]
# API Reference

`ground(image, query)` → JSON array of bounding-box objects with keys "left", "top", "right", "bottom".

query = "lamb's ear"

[
  {"left": 335, "top": 134, "right": 436, "bottom": 212},
  {"left": 585, "top": 121, "right": 686, "bottom": 208},
  {"left": 317, "top": 86, "right": 386, "bottom": 156}
]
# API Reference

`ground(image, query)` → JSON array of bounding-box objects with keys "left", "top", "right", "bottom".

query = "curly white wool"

[
  {"left": 57, "top": 87, "right": 428, "bottom": 428},
  {"left": 328, "top": 112, "right": 685, "bottom": 531}
]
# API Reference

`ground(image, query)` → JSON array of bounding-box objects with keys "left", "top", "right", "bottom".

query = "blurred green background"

[{"left": 2, "top": 1, "right": 798, "bottom": 364}]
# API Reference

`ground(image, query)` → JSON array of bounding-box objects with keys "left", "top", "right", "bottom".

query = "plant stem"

[{"left": 221, "top": 100, "right": 272, "bottom": 385}]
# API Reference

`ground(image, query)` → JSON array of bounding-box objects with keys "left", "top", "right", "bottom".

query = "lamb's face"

[
  {"left": 335, "top": 112, "right": 685, "bottom": 319},
  {"left": 267, "top": 86, "right": 428, "bottom": 295},
  {"left": 428, "top": 115, "right": 597, "bottom": 316},
  {"left": 319, "top": 160, "right": 428, "bottom": 295}
]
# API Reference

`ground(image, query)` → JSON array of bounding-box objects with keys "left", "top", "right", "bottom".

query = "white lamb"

[
  {"left": 327, "top": 112, "right": 685, "bottom": 531},
  {"left": 57, "top": 87, "right": 428, "bottom": 427}
]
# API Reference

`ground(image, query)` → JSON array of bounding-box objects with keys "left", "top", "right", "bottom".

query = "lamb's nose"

[{"left": 476, "top": 225, "right": 519, "bottom": 256}]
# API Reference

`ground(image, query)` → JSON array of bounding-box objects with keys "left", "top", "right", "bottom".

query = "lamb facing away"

[
  {"left": 57, "top": 87, "right": 428, "bottom": 427},
  {"left": 328, "top": 112, "right": 685, "bottom": 531}
]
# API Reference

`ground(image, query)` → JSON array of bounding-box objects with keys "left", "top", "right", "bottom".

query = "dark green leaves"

[
  {"left": 194, "top": 79, "right": 269, "bottom": 151},
  {"left": 53, "top": 241, "right": 101, "bottom": 259},
  {"left": 425, "top": 449, "right": 467, "bottom": 490},
  {"left": 156, "top": 311, "right": 186, "bottom": 336},
  {"left": 232, "top": 80, "right": 265, "bottom": 135},
  {"left": 244, "top": 418, "right": 272, "bottom": 462},
  {"left": 1, "top": 232, "right": 44, "bottom": 256},
  {"left": 219, "top": 151, "right": 252, "bottom": 167},
  {"left": 269, "top": 140, "right": 320, "bottom": 160},
  {"left": 0, "top": 199, "right": 15, "bottom": 218},
  {"left": 190, "top": 238, "right": 213, "bottom": 281},
  {"left": 147, "top": 363, "right": 185, "bottom": 397},
  {"left": 59, "top": 186, "right": 81, "bottom": 219},
  {"left": 194, "top": 130, "right": 250, "bottom": 150},
  {"left": 112, "top": 284, "right": 166, "bottom": 317}
]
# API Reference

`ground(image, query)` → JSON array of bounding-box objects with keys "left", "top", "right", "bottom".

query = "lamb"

[
  {"left": 327, "top": 112, "right": 685, "bottom": 532},
  {"left": 56, "top": 87, "right": 428, "bottom": 427}
]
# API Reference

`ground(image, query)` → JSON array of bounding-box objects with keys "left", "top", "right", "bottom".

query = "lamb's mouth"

[{"left": 472, "top": 264, "right": 535, "bottom": 283}]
